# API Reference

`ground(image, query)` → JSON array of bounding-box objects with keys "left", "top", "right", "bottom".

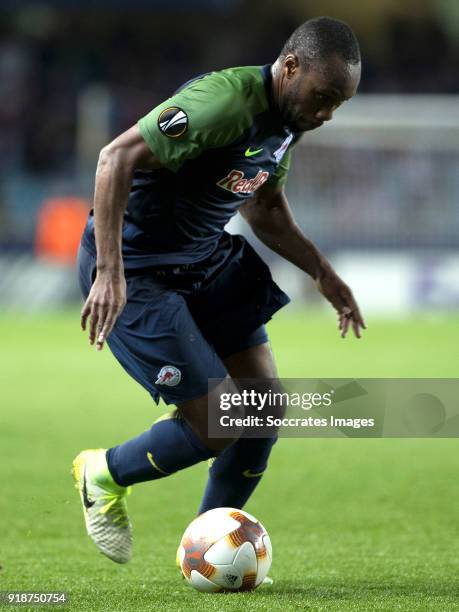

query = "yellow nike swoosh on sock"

[
  {"left": 146, "top": 452, "right": 170, "bottom": 475},
  {"left": 242, "top": 468, "right": 265, "bottom": 478}
]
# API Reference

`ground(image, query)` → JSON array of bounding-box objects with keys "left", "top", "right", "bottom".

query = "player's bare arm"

[
  {"left": 80, "top": 125, "right": 162, "bottom": 350},
  {"left": 240, "top": 185, "right": 366, "bottom": 338}
]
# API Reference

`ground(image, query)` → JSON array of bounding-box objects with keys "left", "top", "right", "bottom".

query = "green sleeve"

[
  {"left": 138, "top": 68, "right": 267, "bottom": 172},
  {"left": 266, "top": 149, "right": 291, "bottom": 188}
]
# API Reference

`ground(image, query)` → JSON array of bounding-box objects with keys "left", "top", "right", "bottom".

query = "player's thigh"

[
  {"left": 223, "top": 341, "right": 285, "bottom": 426},
  {"left": 222, "top": 341, "right": 278, "bottom": 379},
  {"left": 177, "top": 341, "right": 280, "bottom": 451},
  {"left": 108, "top": 289, "right": 229, "bottom": 406}
]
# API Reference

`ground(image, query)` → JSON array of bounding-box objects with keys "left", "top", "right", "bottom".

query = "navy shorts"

[{"left": 77, "top": 232, "right": 290, "bottom": 405}]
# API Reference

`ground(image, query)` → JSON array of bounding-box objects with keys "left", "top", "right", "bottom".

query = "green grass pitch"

[{"left": 1, "top": 307, "right": 458, "bottom": 611}]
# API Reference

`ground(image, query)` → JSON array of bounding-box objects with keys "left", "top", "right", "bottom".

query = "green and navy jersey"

[{"left": 82, "top": 64, "right": 301, "bottom": 267}]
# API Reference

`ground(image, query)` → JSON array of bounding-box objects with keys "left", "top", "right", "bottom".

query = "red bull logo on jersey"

[
  {"left": 217, "top": 170, "right": 269, "bottom": 194},
  {"left": 155, "top": 365, "right": 181, "bottom": 386}
]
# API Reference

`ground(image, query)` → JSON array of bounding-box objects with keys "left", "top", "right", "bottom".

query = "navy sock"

[
  {"left": 107, "top": 412, "right": 215, "bottom": 486},
  {"left": 198, "top": 436, "right": 277, "bottom": 513}
]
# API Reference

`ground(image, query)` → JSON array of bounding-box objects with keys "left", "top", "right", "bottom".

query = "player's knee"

[
  {"left": 272, "top": 380, "right": 288, "bottom": 420},
  {"left": 237, "top": 378, "right": 287, "bottom": 424},
  {"left": 178, "top": 377, "right": 244, "bottom": 453}
]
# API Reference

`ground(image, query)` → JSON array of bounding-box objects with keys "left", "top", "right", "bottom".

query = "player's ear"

[{"left": 284, "top": 54, "right": 300, "bottom": 79}]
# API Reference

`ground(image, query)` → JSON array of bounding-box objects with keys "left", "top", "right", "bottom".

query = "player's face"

[{"left": 279, "top": 55, "right": 361, "bottom": 132}]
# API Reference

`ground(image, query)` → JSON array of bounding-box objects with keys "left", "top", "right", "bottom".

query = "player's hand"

[
  {"left": 316, "top": 270, "right": 366, "bottom": 339},
  {"left": 80, "top": 270, "right": 127, "bottom": 351}
]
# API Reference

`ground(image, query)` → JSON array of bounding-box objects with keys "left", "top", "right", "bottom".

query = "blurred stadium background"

[
  {"left": 1, "top": 3, "right": 459, "bottom": 609},
  {"left": 1, "top": 0, "right": 458, "bottom": 314}
]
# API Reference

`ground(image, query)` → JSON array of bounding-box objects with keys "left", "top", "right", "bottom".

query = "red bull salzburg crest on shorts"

[{"left": 155, "top": 365, "right": 182, "bottom": 386}]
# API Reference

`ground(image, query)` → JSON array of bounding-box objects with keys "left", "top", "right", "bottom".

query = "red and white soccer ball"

[{"left": 178, "top": 507, "right": 272, "bottom": 593}]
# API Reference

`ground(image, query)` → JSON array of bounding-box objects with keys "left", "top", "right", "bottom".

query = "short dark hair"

[{"left": 280, "top": 17, "right": 361, "bottom": 66}]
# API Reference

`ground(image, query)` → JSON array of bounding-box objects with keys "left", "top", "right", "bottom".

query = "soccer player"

[{"left": 73, "top": 17, "right": 365, "bottom": 564}]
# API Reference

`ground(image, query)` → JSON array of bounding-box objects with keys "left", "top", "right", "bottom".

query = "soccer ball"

[{"left": 177, "top": 507, "right": 272, "bottom": 592}]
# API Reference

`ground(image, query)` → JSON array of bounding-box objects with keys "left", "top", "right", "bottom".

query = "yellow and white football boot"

[{"left": 72, "top": 449, "right": 132, "bottom": 564}]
